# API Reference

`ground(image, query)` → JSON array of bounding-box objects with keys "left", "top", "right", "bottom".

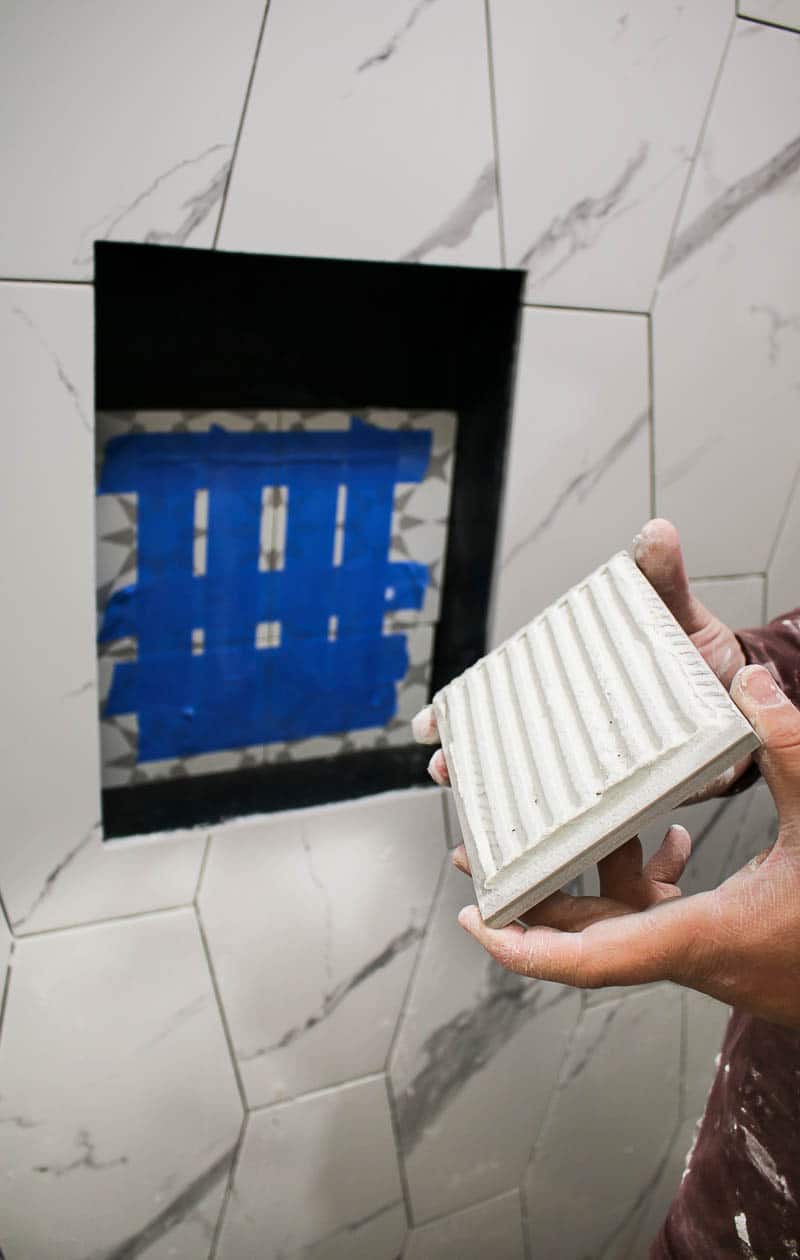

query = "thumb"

[
  {"left": 633, "top": 518, "right": 710, "bottom": 636},
  {"left": 730, "top": 665, "right": 800, "bottom": 822}
]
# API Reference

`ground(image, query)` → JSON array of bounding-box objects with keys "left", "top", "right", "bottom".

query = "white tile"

[
  {"left": 654, "top": 20, "right": 800, "bottom": 575},
  {"left": 690, "top": 576, "right": 764, "bottom": 631},
  {"left": 217, "top": 0, "right": 499, "bottom": 267},
  {"left": 390, "top": 863, "right": 581, "bottom": 1222},
  {"left": 198, "top": 791, "right": 444, "bottom": 1107},
  {"left": 216, "top": 1077, "right": 405, "bottom": 1260},
  {"left": 0, "top": 909, "right": 242, "bottom": 1260},
  {"left": 490, "top": 308, "right": 650, "bottom": 647},
  {"left": 404, "top": 1190, "right": 524, "bottom": 1260},
  {"left": 739, "top": 0, "right": 800, "bottom": 33},
  {"left": 767, "top": 471, "right": 800, "bottom": 618},
  {"left": 0, "top": 0, "right": 264, "bottom": 280},
  {"left": 524, "top": 987, "right": 682, "bottom": 1259},
  {"left": 490, "top": 0, "right": 732, "bottom": 310},
  {"left": 625, "top": 1114, "right": 697, "bottom": 1260},
  {"left": 0, "top": 285, "right": 206, "bottom": 932},
  {"left": 0, "top": 901, "right": 11, "bottom": 994}
]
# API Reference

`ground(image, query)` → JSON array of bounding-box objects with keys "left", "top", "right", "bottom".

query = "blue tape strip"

[{"left": 98, "top": 419, "right": 432, "bottom": 761}]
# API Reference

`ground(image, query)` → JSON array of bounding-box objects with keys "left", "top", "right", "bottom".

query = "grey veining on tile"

[
  {"left": 391, "top": 863, "right": 580, "bottom": 1221},
  {"left": 524, "top": 986, "right": 682, "bottom": 1259},
  {"left": 403, "top": 1189, "right": 524, "bottom": 1260},
  {"left": 654, "top": 20, "right": 800, "bottom": 576},
  {"left": 216, "top": 1077, "right": 405, "bottom": 1260},
  {"left": 0, "top": 909, "right": 242, "bottom": 1260},
  {"left": 0, "top": 0, "right": 265, "bottom": 279},
  {"left": 218, "top": 0, "right": 499, "bottom": 267},
  {"left": 490, "top": 307, "right": 649, "bottom": 647},
  {"left": 199, "top": 792, "right": 443, "bottom": 1107},
  {"left": 623, "top": 1114, "right": 699, "bottom": 1260},
  {"left": 490, "top": 0, "right": 732, "bottom": 309}
]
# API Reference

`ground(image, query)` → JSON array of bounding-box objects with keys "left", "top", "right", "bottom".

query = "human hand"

[{"left": 455, "top": 665, "right": 800, "bottom": 1029}]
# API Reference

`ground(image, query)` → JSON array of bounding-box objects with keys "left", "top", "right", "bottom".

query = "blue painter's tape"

[{"left": 98, "top": 419, "right": 432, "bottom": 761}]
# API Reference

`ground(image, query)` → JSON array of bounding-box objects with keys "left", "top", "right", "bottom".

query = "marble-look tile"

[
  {"left": 739, "top": 0, "right": 800, "bottom": 33},
  {"left": 624, "top": 1114, "right": 698, "bottom": 1260},
  {"left": 524, "top": 986, "right": 682, "bottom": 1259},
  {"left": 654, "top": 20, "right": 800, "bottom": 576},
  {"left": 490, "top": 308, "right": 649, "bottom": 647},
  {"left": 0, "top": 0, "right": 265, "bottom": 280},
  {"left": 690, "top": 575, "right": 764, "bottom": 632},
  {"left": 0, "top": 901, "right": 11, "bottom": 1001},
  {"left": 684, "top": 989, "right": 731, "bottom": 1123},
  {"left": 216, "top": 1076, "right": 405, "bottom": 1260},
  {"left": 390, "top": 863, "right": 581, "bottom": 1223},
  {"left": 198, "top": 791, "right": 444, "bottom": 1107},
  {"left": 490, "top": 0, "right": 732, "bottom": 310},
  {"left": 0, "top": 909, "right": 242, "bottom": 1260},
  {"left": 403, "top": 1189, "right": 524, "bottom": 1260},
  {"left": 767, "top": 470, "right": 800, "bottom": 618},
  {"left": 0, "top": 285, "right": 206, "bottom": 932},
  {"left": 217, "top": 0, "right": 499, "bottom": 267}
]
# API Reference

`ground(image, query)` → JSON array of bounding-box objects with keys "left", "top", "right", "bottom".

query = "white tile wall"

[
  {"left": 739, "top": 0, "right": 800, "bottom": 32},
  {"left": 0, "top": 285, "right": 206, "bottom": 934},
  {"left": 490, "top": 307, "right": 650, "bottom": 646},
  {"left": 0, "top": 909, "right": 242, "bottom": 1260},
  {"left": 0, "top": 0, "right": 265, "bottom": 280},
  {"left": 491, "top": 0, "right": 732, "bottom": 310},
  {"left": 767, "top": 471, "right": 800, "bottom": 618},
  {"left": 218, "top": 0, "right": 500, "bottom": 267},
  {"left": 216, "top": 1076, "right": 405, "bottom": 1259},
  {"left": 404, "top": 1190, "right": 525, "bottom": 1260},
  {"left": 654, "top": 20, "right": 800, "bottom": 576},
  {"left": 198, "top": 792, "right": 444, "bottom": 1107}
]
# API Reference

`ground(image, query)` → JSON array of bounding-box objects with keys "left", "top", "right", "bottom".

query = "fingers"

[
  {"left": 458, "top": 894, "right": 699, "bottom": 988},
  {"left": 411, "top": 704, "right": 439, "bottom": 744},
  {"left": 730, "top": 666, "right": 800, "bottom": 822},
  {"left": 644, "top": 824, "right": 692, "bottom": 886},
  {"left": 451, "top": 843, "right": 470, "bottom": 875},
  {"left": 427, "top": 748, "right": 450, "bottom": 786},
  {"left": 520, "top": 890, "right": 635, "bottom": 932},
  {"left": 632, "top": 519, "right": 709, "bottom": 636},
  {"left": 597, "top": 837, "right": 644, "bottom": 900}
]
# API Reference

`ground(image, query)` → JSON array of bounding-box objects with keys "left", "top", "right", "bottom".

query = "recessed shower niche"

[{"left": 95, "top": 243, "right": 522, "bottom": 836}]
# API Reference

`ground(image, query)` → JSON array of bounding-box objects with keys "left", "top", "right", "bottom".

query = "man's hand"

[{"left": 456, "top": 665, "right": 800, "bottom": 1029}]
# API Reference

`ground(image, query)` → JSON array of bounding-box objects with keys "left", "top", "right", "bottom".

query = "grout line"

[
  {"left": 483, "top": 0, "right": 507, "bottom": 268},
  {"left": 0, "top": 276, "right": 92, "bottom": 288},
  {"left": 646, "top": 311, "right": 656, "bottom": 518},
  {"left": 209, "top": 1112, "right": 248, "bottom": 1260},
  {"left": 246, "top": 1071, "right": 386, "bottom": 1114},
  {"left": 678, "top": 988, "right": 689, "bottom": 1123},
  {"left": 0, "top": 887, "right": 14, "bottom": 939},
  {"left": 737, "top": 11, "right": 800, "bottom": 34},
  {"left": 762, "top": 570, "right": 769, "bottom": 624},
  {"left": 0, "top": 942, "right": 16, "bottom": 1054},
  {"left": 194, "top": 833, "right": 214, "bottom": 904},
  {"left": 690, "top": 571, "right": 766, "bottom": 582},
  {"left": 14, "top": 900, "right": 195, "bottom": 940},
  {"left": 765, "top": 459, "right": 800, "bottom": 573},
  {"left": 384, "top": 1073, "right": 415, "bottom": 1235},
  {"left": 649, "top": 10, "right": 737, "bottom": 305},
  {"left": 212, "top": 0, "right": 273, "bottom": 249},
  {"left": 521, "top": 300, "right": 647, "bottom": 318}
]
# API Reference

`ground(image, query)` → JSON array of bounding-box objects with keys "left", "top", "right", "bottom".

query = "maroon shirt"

[{"left": 651, "top": 611, "right": 800, "bottom": 1260}]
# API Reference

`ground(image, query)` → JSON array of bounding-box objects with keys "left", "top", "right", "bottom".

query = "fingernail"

[
  {"left": 428, "top": 748, "right": 449, "bottom": 785},
  {"left": 734, "top": 665, "right": 785, "bottom": 706},
  {"left": 458, "top": 906, "right": 474, "bottom": 930},
  {"left": 411, "top": 704, "right": 438, "bottom": 744}
]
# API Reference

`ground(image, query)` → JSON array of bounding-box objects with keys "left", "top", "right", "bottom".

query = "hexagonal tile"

[
  {"left": 390, "top": 862, "right": 580, "bottom": 1223},
  {"left": 198, "top": 791, "right": 444, "bottom": 1107},
  {"left": 0, "top": 908, "right": 242, "bottom": 1259},
  {"left": 216, "top": 1076, "right": 405, "bottom": 1259},
  {"left": 403, "top": 1190, "right": 524, "bottom": 1260},
  {"left": 524, "top": 986, "right": 682, "bottom": 1258},
  {"left": 767, "top": 470, "right": 800, "bottom": 619}
]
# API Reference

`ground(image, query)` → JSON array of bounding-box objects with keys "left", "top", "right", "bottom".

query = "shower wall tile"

[
  {"left": 0, "top": 0, "right": 264, "bottom": 280},
  {"left": 216, "top": 1076, "right": 405, "bottom": 1260},
  {"left": 217, "top": 0, "right": 499, "bottom": 267},
  {"left": 690, "top": 576, "right": 764, "bottom": 631},
  {"left": 489, "top": 307, "right": 649, "bottom": 647},
  {"left": 490, "top": 0, "right": 732, "bottom": 310},
  {"left": 0, "top": 903, "right": 11, "bottom": 995},
  {"left": 684, "top": 989, "right": 731, "bottom": 1122},
  {"left": 625, "top": 1115, "right": 697, "bottom": 1260},
  {"left": 767, "top": 474, "right": 800, "bottom": 619},
  {"left": 0, "top": 285, "right": 206, "bottom": 933},
  {"left": 403, "top": 1190, "right": 525, "bottom": 1260},
  {"left": 738, "top": 0, "right": 800, "bottom": 32},
  {"left": 654, "top": 20, "right": 800, "bottom": 576},
  {"left": 390, "top": 863, "right": 581, "bottom": 1223},
  {"left": 524, "top": 986, "right": 682, "bottom": 1259},
  {"left": 198, "top": 791, "right": 444, "bottom": 1108},
  {"left": 0, "top": 909, "right": 242, "bottom": 1260}
]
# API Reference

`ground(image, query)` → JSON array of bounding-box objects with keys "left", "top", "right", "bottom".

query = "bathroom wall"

[{"left": 1, "top": 3, "right": 798, "bottom": 1257}]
